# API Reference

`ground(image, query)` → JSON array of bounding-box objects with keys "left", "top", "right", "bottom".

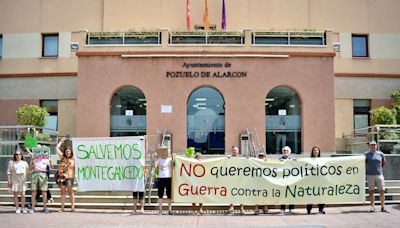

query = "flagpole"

[
  {"left": 221, "top": 0, "right": 226, "bottom": 31},
  {"left": 204, "top": 0, "right": 209, "bottom": 32}
]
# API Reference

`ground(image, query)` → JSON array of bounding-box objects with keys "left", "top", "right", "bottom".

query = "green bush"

[
  {"left": 370, "top": 106, "right": 397, "bottom": 125},
  {"left": 36, "top": 133, "right": 51, "bottom": 141},
  {"left": 392, "top": 89, "right": 400, "bottom": 105},
  {"left": 394, "top": 144, "right": 400, "bottom": 154},
  {"left": 16, "top": 104, "right": 49, "bottom": 127}
]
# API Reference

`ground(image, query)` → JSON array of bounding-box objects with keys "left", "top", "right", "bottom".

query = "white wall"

[
  {"left": 2, "top": 32, "right": 71, "bottom": 59},
  {"left": 335, "top": 77, "right": 400, "bottom": 99},
  {"left": 0, "top": 76, "right": 76, "bottom": 99},
  {"left": 340, "top": 32, "right": 400, "bottom": 59},
  {"left": 3, "top": 33, "right": 41, "bottom": 58},
  {"left": 370, "top": 34, "right": 400, "bottom": 59}
]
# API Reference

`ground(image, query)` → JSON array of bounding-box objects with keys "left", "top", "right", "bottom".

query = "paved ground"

[{"left": 0, "top": 204, "right": 398, "bottom": 228}]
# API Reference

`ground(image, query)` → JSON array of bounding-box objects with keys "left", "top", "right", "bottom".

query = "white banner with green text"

[
  {"left": 72, "top": 136, "right": 145, "bottom": 192},
  {"left": 173, "top": 156, "right": 365, "bottom": 204}
]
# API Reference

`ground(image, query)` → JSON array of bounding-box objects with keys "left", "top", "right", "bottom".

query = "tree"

[
  {"left": 16, "top": 104, "right": 49, "bottom": 127},
  {"left": 370, "top": 107, "right": 396, "bottom": 125},
  {"left": 392, "top": 89, "right": 400, "bottom": 124}
]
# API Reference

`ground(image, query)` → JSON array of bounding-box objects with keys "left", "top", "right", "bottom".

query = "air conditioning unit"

[
  {"left": 70, "top": 42, "right": 79, "bottom": 51},
  {"left": 333, "top": 42, "right": 341, "bottom": 52}
]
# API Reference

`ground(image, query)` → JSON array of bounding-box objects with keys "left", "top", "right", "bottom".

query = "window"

[
  {"left": 0, "top": 34, "right": 3, "bottom": 58},
  {"left": 354, "top": 99, "right": 370, "bottom": 129},
  {"left": 42, "top": 34, "right": 58, "bottom": 57},
  {"left": 352, "top": 34, "right": 369, "bottom": 57},
  {"left": 40, "top": 100, "right": 58, "bottom": 133}
]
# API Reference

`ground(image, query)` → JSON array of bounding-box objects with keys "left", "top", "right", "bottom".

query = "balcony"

[
  {"left": 86, "top": 31, "right": 161, "bottom": 46},
  {"left": 252, "top": 31, "right": 326, "bottom": 46},
  {"left": 169, "top": 31, "right": 244, "bottom": 45},
  {"left": 79, "top": 29, "right": 332, "bottom": 53}
]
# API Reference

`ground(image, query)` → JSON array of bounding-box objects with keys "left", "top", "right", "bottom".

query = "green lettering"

[
  {"left": 131, "top": 144, "right": 142, "bottom": 160},
  {"left": 77, "top": 144, "right": 89, "bottom": 159}
]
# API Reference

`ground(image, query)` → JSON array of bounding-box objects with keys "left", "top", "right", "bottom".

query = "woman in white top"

[
  {"left": 155, "top": 152, "right": 173, "bottom": 215},
  {"left": 7, "top": 149, "right": 29, "bottom": 214}
]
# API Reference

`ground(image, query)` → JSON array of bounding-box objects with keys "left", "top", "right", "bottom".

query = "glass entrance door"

[{"left": 187, "top": 87, "right": 225, "bottom": 154}]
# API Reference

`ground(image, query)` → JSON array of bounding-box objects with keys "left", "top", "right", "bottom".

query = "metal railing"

[
  {"left": 0, "top": 125, "right": 58, "bottom": 156},
  {"left": 169, "top": 31, "right": 244, "bottom": 45},
  {"left": 86, "top": 31, "right": 161, "bottom": 46},
  {"left": 348, "top": 125, "right": 400, "bottom": 154}
]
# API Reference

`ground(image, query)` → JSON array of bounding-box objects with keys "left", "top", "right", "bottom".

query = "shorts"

[
  {"left": 59, "top": 178, "right": 74, "bottom": 187},
  {"left": 132, "top": 191, "right": 144, "bottom": 199},
  {"left": 157, "top": 178, "right": 171, "bottom": 199},
  {"left": 367, "top": 175, "right": 385, "bottom": 191},
  {"left": 31, "top": 172, "right": 48, "bottom": 191}
]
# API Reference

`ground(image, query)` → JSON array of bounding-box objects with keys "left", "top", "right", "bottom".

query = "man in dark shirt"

[{"left": 365, "top": 141, "right": 389, "bottom": 213}]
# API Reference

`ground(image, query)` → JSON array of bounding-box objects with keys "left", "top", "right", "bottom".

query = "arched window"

[
  {"left": 187, "top": 87, "right": 225, "bottom": 154},
  {"left": 265, "top": 86, "right": 301, "bottom": 154},
  {"left": 110, "top": 86, "right": 146, "bottom": 137}
]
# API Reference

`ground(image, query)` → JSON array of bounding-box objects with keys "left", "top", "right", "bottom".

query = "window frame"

[
  {"left": 353, "top": 99, "right": 371, "bottom": 129},
  {"left": 42, "top": 33, "right": 59, "bottom": 57},
  {"left": 0, "top": 34, "right": 3, "bottom": 59},
  {"left": 352, "top": 34, "right": 369, "bottom": 57}
]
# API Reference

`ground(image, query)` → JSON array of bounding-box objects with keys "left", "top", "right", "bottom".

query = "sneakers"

[
  {"left": 369, "top": 207, "right": 375, "bottom": 212},
  {"left": 136, "top": 209, "right": 144, "bottom": 214},
  {"left": 254, "top": 209, "right": 259, "bottom": 215},
  {"left": 43, "top": 208, "right": 49, "bottom": 214},
  {"left": 381, "top": 207, "right": 390, "bottom": 213},
  {"left": 29, "top": 208, "right": 35, "bottom": 214},
  {"left": 15, "top": 208, "right": 21, "bottom": 214},
  {"left": 47, "top": 198, "right": 54, "bottom": 204},
  {"left": 22, "top": 208, "right": 28, "bottom": 214}
]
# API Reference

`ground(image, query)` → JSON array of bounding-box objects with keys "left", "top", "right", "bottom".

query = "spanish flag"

[
  {"left": 186, "top": 0, "right": 191, "bottom": 31},
  {"left": 203, "top": 0, "right": 209, "bottom": 31}
]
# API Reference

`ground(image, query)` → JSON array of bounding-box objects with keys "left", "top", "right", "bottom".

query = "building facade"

[{"left": 1, "top": 0, "right": 399, "bottom": 154}]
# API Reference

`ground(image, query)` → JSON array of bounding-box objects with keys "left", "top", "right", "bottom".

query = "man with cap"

[{"left": 365, "top": 141, "right": 389, "bottom": 213}]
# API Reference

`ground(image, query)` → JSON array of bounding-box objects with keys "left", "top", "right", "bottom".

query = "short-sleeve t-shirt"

[
  {"left": 365, "top": 150, "right": 385, "bottom": 176},
  {"left": 33, "top": 157, "right": 50, "bottom": 172},
  {"left": 156, "top": 157, "right": 172, "bottom": 178}
]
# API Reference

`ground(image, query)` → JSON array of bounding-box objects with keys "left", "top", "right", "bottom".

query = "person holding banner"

[
  {"left": 254, "top": 152, "right": 269, "bottom": 215},
  {"left": 306, "top": 146, "right": 326, "bottom": 214},
  {"left": 132, "top": 191, "right": 144, "bottom": 214},
  {"left": 279, "top": 146, "right": 295, "bottom": 215},
  {"left": 56, "top": 138, "right": 76, "bottom": 212},
  {"left": 192, "top": 152, "right": 204, "bottom": 215},
  {"left": 155, "top": 149, "right": 173, "bottom": 215},
  {"left": 365, "top": 141, "right": 389, "bottom": 213},
  {"left": 228, "top": 146, "right": 245, "bottom": 215},
  {"left": 25, "top": 144, "right": 53, "bottom": 213},
  {"left": 7, "top": 149, "right": 30, "bottom": 214}
]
